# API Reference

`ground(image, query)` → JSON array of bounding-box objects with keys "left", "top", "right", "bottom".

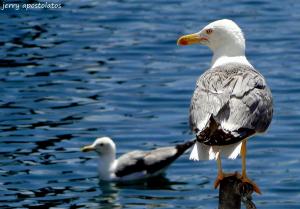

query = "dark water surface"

[{"left": 1, "top": 0, "right": 300, "bottom": 208}]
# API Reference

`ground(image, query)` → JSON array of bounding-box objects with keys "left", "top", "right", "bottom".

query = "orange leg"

[
  {"left": 214, "top": 152, "right": 224, "bottom": 189},
  {"left": 214, "top": 152, "right": 236, "bottom": 189},
  {"left": 240, "top": 140, "right": 261, "bottom": 194}
]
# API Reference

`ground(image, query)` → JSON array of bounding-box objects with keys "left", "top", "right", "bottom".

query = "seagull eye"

[
  {"left": 206, "top": 29, "right": 213, "bottom": 34},
  {"left": 99, "top": 143, "right": 104, "bottom": 147}
]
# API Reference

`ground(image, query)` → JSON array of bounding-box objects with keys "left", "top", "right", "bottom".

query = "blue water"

[{"left": 1, "top": 0, "right": 300, "bottom": 208}]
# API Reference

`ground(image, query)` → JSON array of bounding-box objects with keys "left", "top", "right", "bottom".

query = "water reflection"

[
  {"left": 96, "top": 176, "right": 191, "bottom": 209},
  {"left": 114, "top": 175, "right": 185, "bottom": 190},
  {"left": 96, "top": 182, "right": 122, "bottom": 209}
]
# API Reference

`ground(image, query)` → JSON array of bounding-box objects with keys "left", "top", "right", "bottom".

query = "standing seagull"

[
  {"left": 81, "top": 137, "right": 195, "bottom": 181},
  {"left": 177, "top": 19, "right": 273, "bottom": 193}
]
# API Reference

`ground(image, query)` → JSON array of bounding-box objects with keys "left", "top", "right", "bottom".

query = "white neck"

[
  {"left": 97, "top": 154, "right": 116, "bottom": 181},
  {"left": 211, "top": 55, "right": 252, "bottom": 68},
  {"left": 210, "top": 41, "right": 252, "bottom": 68}
]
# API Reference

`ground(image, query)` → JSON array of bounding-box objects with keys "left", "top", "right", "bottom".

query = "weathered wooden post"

[{"left": 218, "top": 173, "right": 257, "bottom": 209}]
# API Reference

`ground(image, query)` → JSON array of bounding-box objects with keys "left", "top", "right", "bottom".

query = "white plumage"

[{"left": 190, "top": 141, "right": 242, "bottom": 161}]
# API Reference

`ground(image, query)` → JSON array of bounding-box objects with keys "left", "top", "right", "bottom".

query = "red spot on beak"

[{"left": 179, "top": 39, "right": 188, "bottom": 45}]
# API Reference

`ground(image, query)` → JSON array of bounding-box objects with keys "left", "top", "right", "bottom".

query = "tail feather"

[
  {"left": 189, "top": 141, "right": 242, "bottom": 161},
  {"left": 190, "top": 142, "right": 210, "bottom": 161}
]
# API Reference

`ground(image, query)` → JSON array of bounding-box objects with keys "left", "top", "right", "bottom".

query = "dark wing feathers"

[
  {"left": 114, "top": 150, "right": 146, "bottom": 177},
  {"left": 115, "top": 140, "right": 195, "bottom": 177},
  {"left": 190, "top": 63, "right": 273, "bottom": 145}
]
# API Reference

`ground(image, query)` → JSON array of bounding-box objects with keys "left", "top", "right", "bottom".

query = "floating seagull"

[
  {"left": 177, "top": 19, "right": 273, "bottom": 193},
  {"left": 81, "top": 137, "right": 195, "bottom": 181}
]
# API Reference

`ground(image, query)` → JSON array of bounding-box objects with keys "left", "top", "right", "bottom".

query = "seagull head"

[
  {"left": 81, "top": 137, "right": 116, "bottom": 157},
  {"left": 177, "top": 19, "right": 246, "bottom": 56}
]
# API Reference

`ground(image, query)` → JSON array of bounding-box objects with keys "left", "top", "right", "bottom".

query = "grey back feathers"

[{"left": 190, "top": 63, "right": 273, "bottom": 145}]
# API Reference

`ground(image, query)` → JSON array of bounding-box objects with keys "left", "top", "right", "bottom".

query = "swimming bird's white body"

[{"left": 81, "top": 137, "right": 195, "bottom": 181}]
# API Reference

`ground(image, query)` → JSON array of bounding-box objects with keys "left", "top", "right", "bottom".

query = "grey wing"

[
  {"left": 143, "top": 141, "right": 194, "bottom": 173},
  {"left": 225, "top": 78, "right": 273, "bottom": 133},
  {"left": 190, "top": 64, "right": 273, "bottom": 142},
  {"left": 143, "top": 147, "right": 178, "bottom": 172},
  {"left": 189, "top": 70, "right": 230, "bottom": 132},
  {"left": 115, "top": 150, "right": 147, "bottom": 177},
  {"left": 189, "top": 66, "right": 234, "bottom": 132},
  {"left": 115, "top": 142, "right": 193, "bottom": 177}
]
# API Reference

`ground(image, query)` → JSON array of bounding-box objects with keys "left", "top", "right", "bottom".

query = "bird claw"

[
  {"left": 239, "top": 175, "right": 261, "bottom": 194},
  {"left": 214, "top": 175, "right": 223, "bottom": 189},
  {"left": 214, "top": 172, "right": 237, "bottom": 189}
]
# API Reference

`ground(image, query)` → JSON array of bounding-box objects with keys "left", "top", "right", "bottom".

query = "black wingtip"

[{"left": 176, "top": 138, "right": 196, "bottom": 153}]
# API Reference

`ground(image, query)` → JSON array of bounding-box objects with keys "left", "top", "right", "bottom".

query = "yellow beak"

[
  {"left": 177, "top": 33, "right": 207, "bottom": 46},
  {"left": 81, "top": 145, "right": 95, "bottom": 152}
]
